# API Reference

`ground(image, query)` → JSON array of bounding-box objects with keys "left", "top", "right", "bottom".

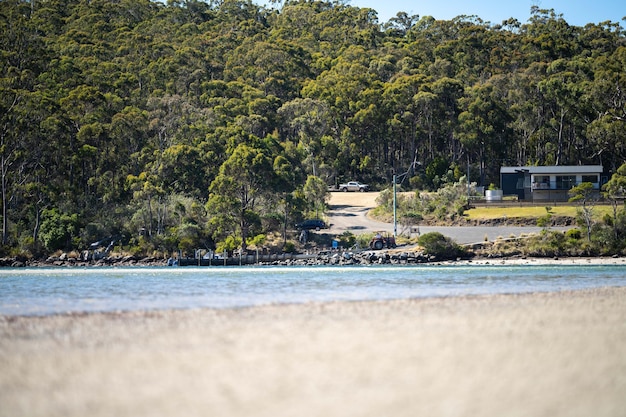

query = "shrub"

[
  {"left": 39, "top": 208, "right": 80, "bottom": 251},
  {"left": 128, "top": 236, "right": 155, "bottom": 256},
  {"left": 216, "top": 235, "right": 241, "bottom": 254},
  {"left": 283, "top": 241, "right": 296, "bottom": 253},
  {"left": 565, "top": 229, "right": 581, "bottom": 240},
  {"left": 524, "top": 231, "right": 565, "bottom": 257},
  {"left": 356, "top": 232, "right": 375, "bottom": 249},
  {"left": 418, "top": 232, "right": 467, "bottom": 260},
  {"left": 18, "top": 235, "right": 45, "bottom": 259},
  {"left": 337, "top": 231, "right": 356, "bottom": 248}
]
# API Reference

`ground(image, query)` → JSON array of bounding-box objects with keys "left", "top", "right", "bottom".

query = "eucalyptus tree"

[
  {"left": 602, "top": 163, "right": 626, "bottom": 244},
  {"left": 586, "top": 45, "right": 626, "bottom": 171},
  {"left": 269, "top": 142, "right": 310, "bottom": 247},
  {"left": 58, "top": 86, "right": 115, "bottom": 202},
  {"left": 4, "top": 0, "right": 626, "bottom": 259},
  {"left": 206, "top": 140, "right": 275, "bottom": 253},
  {"left": 278, "top": 98, "right": 331, "bottom": 179},
  {"left": 158, "top": 144, "right": 212, "bottom": 199},
  {"left": 224, "top": 38, "right": 311, "bottom": 101},
  {"left": 216, "top": 0, "right": 268, "bottom": 40},
  {"left": 537, "top": 58, "right": 592, "bottom": 165},
  {"left": 504, "top": 68, "right": 542, "bottom": 165},
  {"left": 383, "top": 11, "right": 420, "bottom": 37},
  {"left": 0, "top": 0, "right": 52, "bottom": 246},
  {"left": 303, "top": 174, "right": 329, "bottom": 218},
  {"left": 521, "top": 7, "right": 580, "bottom": 62},
  {"left": 428, "top": 76, "right": 464, "bottom": 162},
  {"left": 433, "top": 15, "right": 494, "bottom": 83},
  {"left": 382, "top": 74, "right": 430, "bottom": 174},
  {"left": 569, "top": 182, "right": 597, "bottom": 242},
  {"left": 301, "top": 45, "right": 384, "bottom": 181},
  {"left": 457, "top": 80, "right": 513, "bottom": 186},
  {"left": 126, "top": 171, "right": 166, "bottom": 238}
]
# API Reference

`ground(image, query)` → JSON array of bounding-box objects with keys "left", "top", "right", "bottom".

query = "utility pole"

[
  {"left": 467, "top": 153, "right": 471, "bottom": 201},
  {"left": 393, "top": 174, "right": 397, "bottom": 239}
]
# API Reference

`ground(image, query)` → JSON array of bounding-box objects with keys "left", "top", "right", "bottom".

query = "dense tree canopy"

[{"left": 1, "top": 0, "right": 625, "bottom": 255}]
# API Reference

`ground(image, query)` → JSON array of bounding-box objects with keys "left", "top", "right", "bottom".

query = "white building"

[{"left": 500, "top": 165, "right": 605, "bottom": 201}]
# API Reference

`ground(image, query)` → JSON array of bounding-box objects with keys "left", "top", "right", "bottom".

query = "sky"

[{"left": 256, "top": 0, "right": 625, "bottom": 27}]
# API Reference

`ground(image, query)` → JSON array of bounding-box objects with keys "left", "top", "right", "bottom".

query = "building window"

[
  {"left": 556, "top": 175, "right": 576, "bottom": 189},
  {"left": 582, "top": 175, "right": 598, "bottom": 184},
  {"left": 533, "top": 175, "right": 551, "bottom": 189}
]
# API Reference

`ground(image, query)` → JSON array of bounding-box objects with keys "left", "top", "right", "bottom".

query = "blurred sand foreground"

[{"left": 1, "top": 287, "right": 625, "bottom": 417}]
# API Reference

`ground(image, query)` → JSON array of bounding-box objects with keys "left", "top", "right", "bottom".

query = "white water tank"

[{"left": 485, "top": 189, "right": 503, "bottom": 201}]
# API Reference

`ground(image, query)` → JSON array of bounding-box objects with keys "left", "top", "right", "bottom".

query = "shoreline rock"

[{"left": 3, "top": 251, "right": 625, "bottom": 268}]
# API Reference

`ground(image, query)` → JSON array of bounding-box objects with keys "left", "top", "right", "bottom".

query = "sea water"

[{"left": 1, "top": 264, "right": 625, "bottom": 316}]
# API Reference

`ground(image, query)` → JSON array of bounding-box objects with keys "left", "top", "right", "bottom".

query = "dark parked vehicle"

[{"left": 295, "top": 219, "right": 327, "bottom": 231}]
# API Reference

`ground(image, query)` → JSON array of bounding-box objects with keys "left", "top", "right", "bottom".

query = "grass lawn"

[{"left": 465, "top": 205, "right": 614, "bottom": 221}]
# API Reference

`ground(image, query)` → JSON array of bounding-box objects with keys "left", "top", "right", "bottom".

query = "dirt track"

[
  {"left": 328, "top": 191, "right": 380, "bottom": 208},
  {"left": 327, "top": 191, "right": 390, "bottom": 234}
]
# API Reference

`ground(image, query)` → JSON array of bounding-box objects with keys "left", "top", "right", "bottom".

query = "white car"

[{"left": 339, "top": 181, "right": 369, "bottom": 192}]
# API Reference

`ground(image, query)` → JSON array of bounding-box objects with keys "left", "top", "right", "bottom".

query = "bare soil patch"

[{"left": 328, "top": 191, "right": 380, "bottom": 208}]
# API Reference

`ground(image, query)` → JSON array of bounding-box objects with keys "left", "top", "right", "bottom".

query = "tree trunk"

[
  {"left": 1, "top": 154, "right": 8, "bottom": 246},
  {"left": 33, "top": 204, "right": 42, "bottom": 242}
]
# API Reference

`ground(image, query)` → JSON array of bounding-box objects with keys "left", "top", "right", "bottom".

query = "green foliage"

[
  {"left": 207, "top": 142, "right": 274, "bottom": 252},
  {"left": 337, "top": 231, "right": 356, "bottom": 249},
  {"left": 247, "top": 234, "right": 267, "bottom": 249},
  {"left": 373, "top": 178, "right": 472, "bottom": 225},
  {"left": 421, "top": 178, "right": 470, "bottom": 221},
  {"left": 565, "top": 228, "right": 581, "bottom": 240},
  {"left": 536, "top": 206, "right": 553, "bottom": 229},
  {"left": 400, "top": 211, "right": 423, "bottom": 227},
  {"left": 418, "top": 232, "right": 467, "bottom": 260},
  {"left": 602, "top": 163, "right": 626, "bottom": 200},
  {"left": 355, "top": 232, "right": 376, "bottom": 249},
  {"left": 1, "top": 0, "right": 626, "bottom": 258},
  {"left": 216, "top": 235, "right": 242, "bottom": 255},
  {"left": 16, "top": 236, "right": 44, "bottom": 259},
  {"left": 425, "top": 157, "right": 453, "bottom": 190},
  {"left": 38, "top": 209, "right": 80, "bottom": 251},
  {"left": 174, "top": 223, "right": 203, "bottom": 255},
  {"left": 569, "top": 182, "right": 597, "bottom": 241},
  {"left": 568, "top": 182, "right": 596, "bottom": 204},
  {"left": 521, "top": 223, "right": 626, "bottom": 257},
  {"left": 303, "top": 175, "right": 329, "bottom": 217},
  {"left": 524, "top": 231, "right": 566, "bottom": 257},
  {"left": 283, "top": 241, "right": 296, "bottom": 253},
  {"left": 374, "top": 188, "right": 394, "bottom": 210},
  {"left": 128, "top": 236, "right": 157, "bottom": 258}
]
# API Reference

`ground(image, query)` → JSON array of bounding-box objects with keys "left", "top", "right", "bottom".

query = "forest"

[{"left": 1, "top": 0, "right": 625, "bottom": 258}]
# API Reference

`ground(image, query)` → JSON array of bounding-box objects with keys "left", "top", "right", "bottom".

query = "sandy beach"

[{"left": 1, "top": 287, "right": 625, "bottom": 417}]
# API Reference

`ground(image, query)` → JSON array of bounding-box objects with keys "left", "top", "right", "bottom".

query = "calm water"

[{"left": 1, "top": 264, "right": 625, "bottom": 316}]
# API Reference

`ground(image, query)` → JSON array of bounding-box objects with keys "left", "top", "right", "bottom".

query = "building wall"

[
  {"left": 500, "top": 166, "right": 603, "bottom": 202},
  {"left": 501, "top": 173, "right": 525, "bottom": 199}
]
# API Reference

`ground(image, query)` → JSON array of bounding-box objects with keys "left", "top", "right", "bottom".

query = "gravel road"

[{"left": 327, "top": 191, "right": 565, "bottom": 245}]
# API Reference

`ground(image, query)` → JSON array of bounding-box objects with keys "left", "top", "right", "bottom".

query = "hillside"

[{"left": 1, "top": 0, "right": 625, "bottom": 257}]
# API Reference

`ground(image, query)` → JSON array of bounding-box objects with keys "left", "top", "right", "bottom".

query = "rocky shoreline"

[
  {"left": 3, "top": 249, "right": 626, "bottom": 268},
  {"left": 0, "top": 251, "right": 432, "bottom": 268},
  {"left": 0, "top": 255, "right": 169, "bottom": 268}
]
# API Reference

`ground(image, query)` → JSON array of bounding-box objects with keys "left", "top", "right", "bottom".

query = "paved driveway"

[{"left": 327, "top": 192, "right": 567, "bottom": 245}]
